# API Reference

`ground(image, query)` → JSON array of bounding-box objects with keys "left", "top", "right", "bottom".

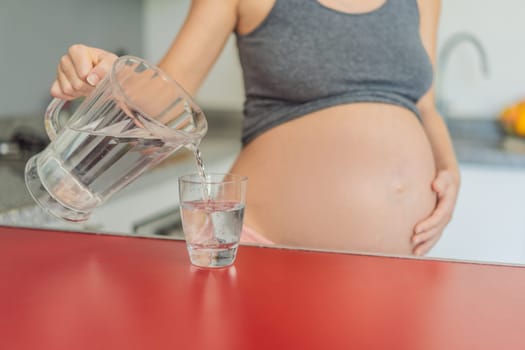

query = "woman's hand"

[
  {"left": 412, "top": 169, "right": 460, "bottom": 256},
  {"left": 50, "top": 44, "right": 118, "bottom": 100}
]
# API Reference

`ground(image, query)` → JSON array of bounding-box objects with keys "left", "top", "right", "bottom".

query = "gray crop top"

[{"left": 236, "top": 0, "right": 433, "bottom": 145}]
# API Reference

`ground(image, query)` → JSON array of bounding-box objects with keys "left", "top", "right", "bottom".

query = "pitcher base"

[{"left": 25, "top": 155, "right": 91, "bottom": 223}]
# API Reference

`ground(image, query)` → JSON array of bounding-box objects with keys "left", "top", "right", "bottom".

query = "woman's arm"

[
  {"left": 51, "top": 0, "right": 239, "bottom": 99},
  {"left": 412, "top": 0, "right": 460, "bottom": 255},
  {"left": 157, "top": 0, "right": 240, "bottom": 95},
  {"left": 416, "top": 0, "right": 459, "bottom": 181}
]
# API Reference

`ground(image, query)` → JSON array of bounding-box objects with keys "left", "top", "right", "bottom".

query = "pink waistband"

[{"left": 240, "top": 225, "right": 274, "bottom": 245}]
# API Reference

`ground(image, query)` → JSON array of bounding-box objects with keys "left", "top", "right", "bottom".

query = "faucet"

[{"left": 436, "top": 31, "right": 490, "bottom": 117}]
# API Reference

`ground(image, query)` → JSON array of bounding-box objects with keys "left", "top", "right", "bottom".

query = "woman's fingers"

[
  {"left": 411, "top": 169, "right": 460, "bottom": 256},
  {"left": 55, "top": 64, "right": 75, "bottom": 99},
  {"left": 414, "top": 194, "right": 452, "bottom": 234},
  {"left": 50, "top": 44, "right": 117, "bottom": 99},
  {"left": 58, "top": 54, "right": 92, "bottom": 96},
  {"left": 86, "top": 48, "right": 118, "bottom": 86},
  {"left": 67, "top": 44, "right": 93, "bottom": 80},
  {"left": 412, "top": 226, "right": 438, "bottom": 246},
  {"left": 50, "top": 80, "right": 69, "bottom": 100},
  {"left": 413, "top": 234, "right": 441, "bottom": 256}
]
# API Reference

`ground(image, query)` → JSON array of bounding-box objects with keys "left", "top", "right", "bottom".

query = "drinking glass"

[{"left": 178, "top": 173, "right": 247, "bottom": 268}]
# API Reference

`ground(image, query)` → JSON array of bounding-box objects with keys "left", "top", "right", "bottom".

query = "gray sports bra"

[{"left": 236, "top": 0, "right": 433, "bottom": 145}]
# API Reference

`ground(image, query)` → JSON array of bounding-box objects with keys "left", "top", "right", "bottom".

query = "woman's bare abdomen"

[{"left": 229, "top": 103, "right": 437, "bottom": 255}]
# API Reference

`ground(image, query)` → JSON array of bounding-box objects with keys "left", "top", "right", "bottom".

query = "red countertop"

[{"left": 1, "top": 225, "right": 524, "bottom": 350}]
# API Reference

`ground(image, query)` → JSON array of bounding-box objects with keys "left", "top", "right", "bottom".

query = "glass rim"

[{"left": 178, "top": 172, "right": 248, "bottom": 185}]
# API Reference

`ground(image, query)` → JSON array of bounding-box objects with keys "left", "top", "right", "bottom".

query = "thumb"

[
  {"left": 86, "top": 51, "right": 117, "bottom": 86},
  {"left": 432, "top": 173, "right": 448, "bottom": 194}
]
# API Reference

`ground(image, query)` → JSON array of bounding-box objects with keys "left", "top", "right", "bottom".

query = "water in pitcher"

[{"left": 37, "top": 103, "right": 190, "bottom": 212}]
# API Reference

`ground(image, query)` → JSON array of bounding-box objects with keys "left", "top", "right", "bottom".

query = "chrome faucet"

[{"left": 436, "top": 31, "right": 490, "bottom": 117}]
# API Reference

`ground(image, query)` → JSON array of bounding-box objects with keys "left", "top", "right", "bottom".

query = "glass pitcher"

[{"left": 25, "top": 56, "right": 207, "bottom": 222}]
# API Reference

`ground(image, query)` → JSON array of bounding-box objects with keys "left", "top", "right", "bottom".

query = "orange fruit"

[
  {"left": 514, "top": 104, "right": 525, "bottom": 136},
  {"left": 499, "top": 101, "right": 525, "bottom": 136}
]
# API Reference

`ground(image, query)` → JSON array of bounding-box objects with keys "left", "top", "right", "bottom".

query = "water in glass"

[{"left": 181, "top": 199, "right": 245, "bottom": 268}]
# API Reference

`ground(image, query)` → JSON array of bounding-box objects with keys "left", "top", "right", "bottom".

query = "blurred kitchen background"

[{"left": 1, "top": 0, "right": 525, "bottom": 265}]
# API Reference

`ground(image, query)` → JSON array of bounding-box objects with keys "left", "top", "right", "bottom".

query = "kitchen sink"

[{"left": 446, "top": 118, "right": 525, "bottom": 168}]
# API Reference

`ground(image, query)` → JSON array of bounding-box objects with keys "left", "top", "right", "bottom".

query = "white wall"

[
  {"left": 0, "top": 0, "right": 143, "bottom": 118},
  {"left": 438, "top": 0, "right": 525, "bottom": 118},
  {"left": 143, "top": 0, "right": 525, "bottom": 117}
]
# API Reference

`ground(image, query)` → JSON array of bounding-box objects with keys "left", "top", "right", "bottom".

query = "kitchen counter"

[
  {"left": 1, "top": 114, "right": 524, "bottom": 229},
  {"left": 0, "top": 111, "right": 243, "bottom": 231},
  {"left": 0, "top": 116, "right": 46, "bottom": 213},
  {"left": 1, "top": 226, "right": 525, "bottom": 350},
  {"left": 446, "top": 118, "right": 525, "bottom": 168}
]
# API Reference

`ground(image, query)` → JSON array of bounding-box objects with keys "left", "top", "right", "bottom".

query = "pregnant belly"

[{"left": 229, "top": 103, "right": 437, "bottom": 254}]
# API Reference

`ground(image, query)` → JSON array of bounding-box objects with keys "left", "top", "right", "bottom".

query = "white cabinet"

[{"left": 428, "top": 164, "right": 525, "bottom": 264}]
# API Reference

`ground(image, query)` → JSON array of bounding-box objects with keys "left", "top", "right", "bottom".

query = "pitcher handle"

[{"left": 44, "top": 98, "right": 67, "bottom": 141}]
